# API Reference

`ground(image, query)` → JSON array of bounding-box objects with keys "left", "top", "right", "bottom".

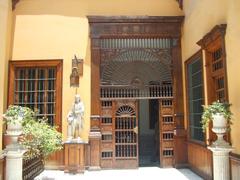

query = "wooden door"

[{"left": 100, "top": 100, "right": 138, "bottom": 169}]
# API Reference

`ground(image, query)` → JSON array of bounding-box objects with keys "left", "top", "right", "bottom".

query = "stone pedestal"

[
  {"left": 5, "top": 150, "right": 25, "bottom": 180},
  {"left": 208, "top": 144, "right": 233, "bottom": 180}
]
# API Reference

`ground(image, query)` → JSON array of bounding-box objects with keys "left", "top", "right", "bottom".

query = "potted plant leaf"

[
  {"left": 20, "top": 117, "right": 63, "bottom": 160},
  {"left": 201, "top": 101, "right": 233, "bottom": 146}
]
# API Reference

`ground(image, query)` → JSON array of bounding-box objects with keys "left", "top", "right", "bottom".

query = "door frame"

[{"left": 88, "top": 16, "right": 186, "bottom": 169}]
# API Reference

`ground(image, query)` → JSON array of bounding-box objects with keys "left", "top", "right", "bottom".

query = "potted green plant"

[
  {"left": 3, "top": 105, "right": 63, "bottom": 159},
  {"left": 201, "top": 101, "right": 233, "bottom": 146},
  {"left": 3, "top": 105, "right": 34, "bottom": 135}
]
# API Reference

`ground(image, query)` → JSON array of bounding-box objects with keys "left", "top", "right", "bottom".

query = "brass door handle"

[{"left": 133, "top": 126, "right": 138, "bottom": 134}]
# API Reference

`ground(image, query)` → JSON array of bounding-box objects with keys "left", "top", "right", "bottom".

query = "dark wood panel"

[
  {"left": 230, "top": 153, "right": 240, "bottom": 180},
  {"left": 64, "top": 143, "right": 85, "bottom": 173},
  {"left": 188, "top": 142, "right": 213, "bottom": 180}
]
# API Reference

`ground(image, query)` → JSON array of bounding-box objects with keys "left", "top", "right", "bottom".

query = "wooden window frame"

[
  {"left": 8, "top": 60, "right": 63, "bottom": 132},
  {"left": 185, "top": 50, "right": 206, "bottom": 145},
  {"left": 197, "top": 24, "right": 229, "bottom": 143}
]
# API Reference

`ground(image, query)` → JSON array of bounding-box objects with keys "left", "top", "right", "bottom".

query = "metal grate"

[
  {"left": 22, "top": 156, "right": 44, "bottom": 180},
  {"left": 14, "top": 68, "right": 56, "bottom": 126}
]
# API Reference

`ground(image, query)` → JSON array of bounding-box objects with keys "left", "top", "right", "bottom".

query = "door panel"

[
  {"left": 159, "top": 99, "right": 175, "bottom": 167},
  {"left": 100, "top": 100, "right": 138, "bottom": 169}
]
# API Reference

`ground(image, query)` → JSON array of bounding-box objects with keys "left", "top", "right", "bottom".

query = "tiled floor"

[{"left": 35, "top": 167, "right": 203, "bottom": 180}]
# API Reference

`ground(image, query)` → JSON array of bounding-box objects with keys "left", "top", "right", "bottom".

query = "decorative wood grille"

[
  {"left": 162, "top": 116, "right": 174, "bottom": 123},
  {"left": 100, "top": 38, "right": 171, "bottom": 49},
  {"left": 163, "top": 132, "right": 174, "bottom": 140},
  {"left": 100, "top": 38, "right": 173, "bottom": 100},
  {"left": 212, "top": 48, "right": 223, "bottom": 72},
  {"left": 163, "top": 148, "right": 174, "bottom": 157},
  {"left": 14, "top": 68, "right": 56, "bottom": 125},
  {"left": 102, "top": 151, "right": 113, "bottom": 158},
  {"left": 162, "top": 99, "right": 173, "bottom": 106},
  {"left": 211, "top": 47, "right": 226, "bottom": 102},
  {"left": 101, "top": 117, "right": 112, "bottom": 124},
  {"left": 100, "top": 84, "right": 173, "bottom": 100},
  {"left": 115, "top": 105, "right": 137, "bottom": 158},
  {"left": 102, "top": 134, "right": 113, "bottom": 141},
  {"left": 101, "top": 101, "right": 112, "bottom": 107}
]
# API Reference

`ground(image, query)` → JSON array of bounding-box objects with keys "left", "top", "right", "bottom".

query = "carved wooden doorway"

[{"left": 88, "top": 16, "right": 186, "bottom": 170}]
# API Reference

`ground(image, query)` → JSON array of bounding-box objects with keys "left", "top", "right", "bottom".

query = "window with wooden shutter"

[
  {"left": 8, "top": 60, "right": 63, "bottom": 130},
  {"left": 197, "top": 24, "right": 228, "bottom": 103},
  {"left": 197, "top": 24, "right": 229, "bottom": 143}
]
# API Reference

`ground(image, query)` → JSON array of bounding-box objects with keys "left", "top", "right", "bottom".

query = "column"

[
  {"left": 208, "top": 146, "right": 233, "bottom": 180},
  {"left": 5, "top": 150, "right": 25, "bottom": 180}
]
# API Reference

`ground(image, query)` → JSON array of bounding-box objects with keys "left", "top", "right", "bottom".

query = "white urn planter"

[
  {"left": 6, "top": 122, "right": 23, "bottom": 136},
  {"left": 4, "top": 116, "right": 23, "bottom": 136},
  {"left": 211, "top": 113, "right": 230, "bottom": 147}
]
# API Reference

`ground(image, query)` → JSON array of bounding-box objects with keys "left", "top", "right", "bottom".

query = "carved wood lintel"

[
  {"left": 88, "top": 16, "right": 184, "bottom": 38},
  {"left": 197, "top": 24, "right": 227, "bottom": 49}
]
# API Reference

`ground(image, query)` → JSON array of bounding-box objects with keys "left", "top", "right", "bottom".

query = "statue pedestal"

[{"left": 64, "top": 140, "right": 88, "bottom": 173}]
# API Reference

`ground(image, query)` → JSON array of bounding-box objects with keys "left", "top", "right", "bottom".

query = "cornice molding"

[
  {"left": 87, "top": 16, "right": 184, "bottom": 38},
  {"left": 197, "top": 24, "right": 227, "bottom": 49}
]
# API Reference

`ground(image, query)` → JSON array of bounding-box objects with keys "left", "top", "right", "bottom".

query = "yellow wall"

[
  {"left": 182, "top": 0, "right": 240, "bottom": 153},
  {"left": 0, "top": 0, "right": 12, "bottom": 150},
  {"left": 11, "top": 0, "right": 183, "bottom": 141}
]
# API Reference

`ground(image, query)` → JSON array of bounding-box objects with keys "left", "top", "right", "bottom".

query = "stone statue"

[{"left": 67, "top": 94, "right": 84, "bottom": 141}]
